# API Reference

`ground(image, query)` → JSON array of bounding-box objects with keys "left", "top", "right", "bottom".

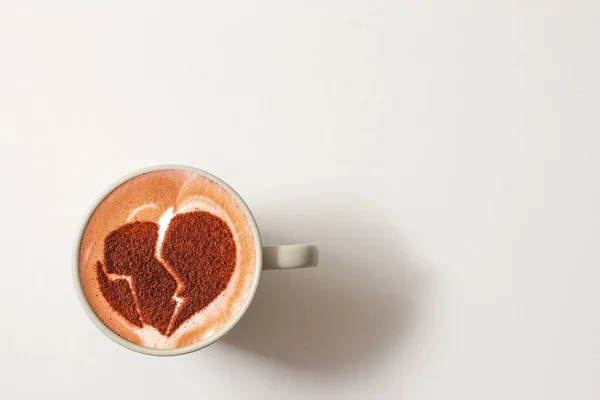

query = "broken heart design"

[{"left": 96, "top": 211, "right": 237, "bottom": 336}]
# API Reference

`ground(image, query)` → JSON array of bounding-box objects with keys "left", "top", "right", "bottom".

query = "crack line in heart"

[
  {"left": 97, "top": 261, "right": 144, "bottom": 326},
  {"left": 100, "top": 208, "right": 186, "bottom": 337},
  {"left": 154, "top": 207, "right": 186, "bottom": 336}
]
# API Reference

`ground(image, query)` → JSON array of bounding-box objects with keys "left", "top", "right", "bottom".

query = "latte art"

[{"left": 79, "top": 170, "right": 257, "bottom": 349}]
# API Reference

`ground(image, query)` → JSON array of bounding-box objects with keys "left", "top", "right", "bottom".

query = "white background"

[{"left": 1, "top": 1, "right": 599, "bottom": 399}]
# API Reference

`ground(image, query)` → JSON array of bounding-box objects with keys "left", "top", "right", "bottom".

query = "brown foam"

[{"left": 79, "top": 169, "right": 257, "bottom": 349}]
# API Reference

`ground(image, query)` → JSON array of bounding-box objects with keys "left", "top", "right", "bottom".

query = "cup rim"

[{"left": 72, "top": 164, "right": 263, "bottom": 356}]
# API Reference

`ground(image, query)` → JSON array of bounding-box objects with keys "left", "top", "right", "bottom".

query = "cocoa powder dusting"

[
  {"left": 162, "top": 211, "right": 236, "bottom": 334},
  {"left": 95, "top": 213, "right": 236, "bottom": 337},
  {"left": 100, "top": 221, "right": 177, "bottom": 335}
]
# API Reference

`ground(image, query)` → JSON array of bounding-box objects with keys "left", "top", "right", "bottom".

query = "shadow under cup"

[{"left": 72, "top": 165, "right": 318, "bottom": 356}]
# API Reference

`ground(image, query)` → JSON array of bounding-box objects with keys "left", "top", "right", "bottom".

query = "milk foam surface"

[{"left": 79, "top": 170, "right": 257, "bottom": 349}]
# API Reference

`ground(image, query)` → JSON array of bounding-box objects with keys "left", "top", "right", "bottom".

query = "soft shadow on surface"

[{"left": 214, "top": 200, "right": 431, "bottom": 374}]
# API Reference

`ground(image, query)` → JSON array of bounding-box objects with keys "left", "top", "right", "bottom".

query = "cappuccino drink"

[{"left": 78, "top": 169, "right": 257, "bottom": 349}]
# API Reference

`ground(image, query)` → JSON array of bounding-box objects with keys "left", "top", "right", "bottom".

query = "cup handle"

[{"left": 262, "top": 245, "right": 319, "bottom": 270}]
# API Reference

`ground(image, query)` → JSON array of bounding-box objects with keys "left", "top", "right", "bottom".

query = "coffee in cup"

[{"left": 78, "top": 169, "right": 258, "bottom": 349}]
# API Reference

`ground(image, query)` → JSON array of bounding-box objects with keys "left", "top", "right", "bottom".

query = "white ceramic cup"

[{"left": 72, "top": 165, "right": 319, "bottom": 356}]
